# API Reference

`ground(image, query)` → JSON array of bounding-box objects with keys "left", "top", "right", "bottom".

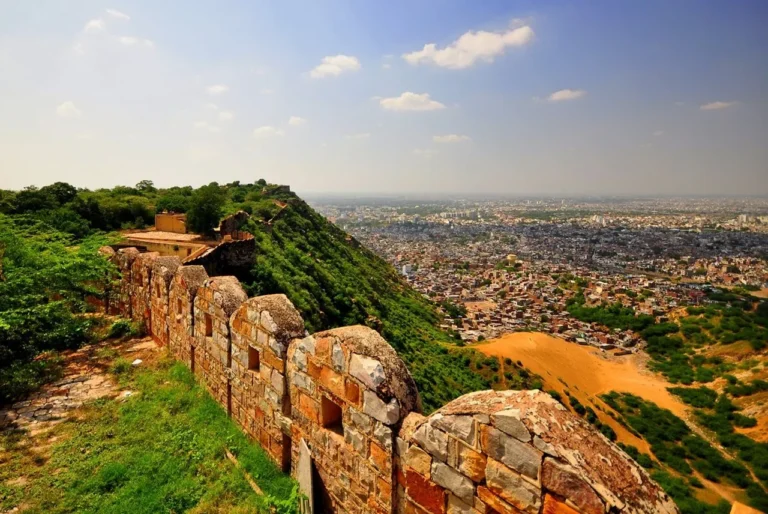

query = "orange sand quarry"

[{"left": 477, "top": 332, "right": 691, "bottom": 452}]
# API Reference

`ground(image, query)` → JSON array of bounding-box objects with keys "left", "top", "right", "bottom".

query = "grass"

[{"left": 0, "top": 356, "right": 298, "bottom": 514}]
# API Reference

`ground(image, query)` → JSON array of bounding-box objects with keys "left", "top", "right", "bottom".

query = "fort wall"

[{"left": 103, "top": 246, "right": 679, "bottom": 514}]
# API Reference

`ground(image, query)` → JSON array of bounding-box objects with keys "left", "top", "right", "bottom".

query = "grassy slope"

[
  {"left": 239, "top": 193, "right": 539, "bottom": 413},
  {"left": 0, "top": 354, "right": 297, "bottom": 514}
]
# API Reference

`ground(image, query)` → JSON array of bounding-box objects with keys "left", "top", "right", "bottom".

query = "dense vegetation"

[
  {"left": 601, "top": 392, "right": 768, "bottom": 512},
  {"left": 0, "top": 215, "right": 114, "bottom": 402},
  {"left": 0, "top": 354, "right": 297, "bottom": 513},
  {"left": 0, "top": 180, "right": 539, "bottom": 412}
]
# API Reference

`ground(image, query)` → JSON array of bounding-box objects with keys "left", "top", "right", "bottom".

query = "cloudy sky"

[{"left": 1, "top": 0, "right": 766, "bottom": 196}]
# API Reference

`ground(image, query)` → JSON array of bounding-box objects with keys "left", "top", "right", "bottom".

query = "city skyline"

[{"left": 1, "top": 0, "right": 767, "bottom": 196}]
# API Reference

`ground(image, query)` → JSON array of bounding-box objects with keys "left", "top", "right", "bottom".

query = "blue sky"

[{"left": 1, "top": 0, "right": 766, "bottom": 196}]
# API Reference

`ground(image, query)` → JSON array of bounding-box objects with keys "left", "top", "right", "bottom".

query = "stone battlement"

[{"left": 101, "top": 246, "right": 679, "bottom": 514}]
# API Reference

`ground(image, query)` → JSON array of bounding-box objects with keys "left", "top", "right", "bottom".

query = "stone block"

[
  {"left": 485, "top": 459, "right": 541, "bottom": 513},
  {"left": 346, "top": 379, "right": 361, "bottom": 404},
  {"left": 405, "top": 445, "right": 432, "bottom": 477},
  {"left": 319, "top": 365, "right": 346, "bottom": 398},
  {"left": 447, "top": 494, "right": 481, "bottom": 514},
  {"left": 350, "top": 353, "right": 387, "bottom": 390},
  {"left": 480, "top": 425, "right": 541, "bottom": 480},
  {"left": 431, "top": 415, "right": 476, "bottom": 446},
  {"left": 458, "top": 444, "right": 486, "bottom": 483},
  {"left": 345, "top": 425, "right": 366, "bottom": 453},
  {"left": 542, "top": 493, "right": 580, "bottom": 514},
  {"left": 363, "top": 390, "right": 400, "bottom": 425},
  {"left": 349, "top": 407, "right": 373, "bottom": 433},
  {"left": 431, "top": 461, "right": 474, "bottom": 503},
  {"left": 374, "top": 422, "right": 393, "bottom": 451},
  {"left": 370, "top": 441, "right": 390, "bottom": 474},
  {"left": 541, "top": 458, "right": 604, "bottom": 514},
  {"left": 412, "top": 423, "right": 449, "bottom": 463},
  {"left": 405, "top": 469, "right": 446, "bottom": 514},
  {"left": 332, "top": 342, "right": 345, "bottom": 371},
  {"left": 492, "top": 409, "right": 531, "bottom": 443},
  {"left": 476, "top": 486, "right": 519, "bottom": 514}
]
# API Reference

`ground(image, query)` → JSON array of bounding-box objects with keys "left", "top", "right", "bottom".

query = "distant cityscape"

[{"left": 314, "top": 197, "right": 768, "bottom": 351}]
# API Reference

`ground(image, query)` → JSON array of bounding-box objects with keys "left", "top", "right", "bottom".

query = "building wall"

[
  {"left": 104, "top": 247, "right": 679, "bottom": 514},
  {"left": 155, "top": 213, "right": 187, "bottom": 234}
]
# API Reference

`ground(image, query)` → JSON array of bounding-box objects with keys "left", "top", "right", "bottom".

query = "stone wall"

[{"left": 102, "top": 246, "right": 679, "bottom": 514}]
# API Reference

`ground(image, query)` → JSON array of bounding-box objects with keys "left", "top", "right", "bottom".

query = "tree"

[
  {"left": 186, "top": 183, "right": 225, "bottom": 234},
  {"left": 135, "top": 180, "right": 157, "bottom": 193}
]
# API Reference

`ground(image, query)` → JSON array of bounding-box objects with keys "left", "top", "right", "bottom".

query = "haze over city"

[{"left": 1, "top": 0, "right": 767, "bottom": 196}]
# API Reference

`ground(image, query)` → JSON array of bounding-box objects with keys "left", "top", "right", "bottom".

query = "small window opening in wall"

[
  {"left": 321, "top": 396, "right": 343, "bottom": 435},
  {"left": 156, "top": 283, "right": 161, "bottom": 298},
  {"left": 177, "top": 298, "right": 182, "bottom": 315},
  {"left": 204, "top": 313, "right": 213, "bottom": 337},
  {"left": 248, "top": 346, "right": 260, "bottom": 371},
  {"left": 186, "top": 248, "right": 192, "bottom": 256}
]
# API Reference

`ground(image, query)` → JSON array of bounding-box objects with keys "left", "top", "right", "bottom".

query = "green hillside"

[{"left": 0, "top": 180, "right": 538, "bottom": 412}]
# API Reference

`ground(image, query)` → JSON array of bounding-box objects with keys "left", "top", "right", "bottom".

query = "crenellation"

[{"left": 98, "top": 245, "right": 680, "bottom": 514}]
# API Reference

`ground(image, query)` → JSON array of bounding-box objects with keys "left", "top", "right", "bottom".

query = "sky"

[{"left": 1, "top": 0, "right": 767, "bottom": 197}]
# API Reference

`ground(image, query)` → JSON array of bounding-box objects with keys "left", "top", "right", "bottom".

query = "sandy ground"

[
  {"left": 476, "top": 332, "right": 692, "bottom": 453},
  {"left": 464, "top": 301, "right": 497, "bottom": 312}
]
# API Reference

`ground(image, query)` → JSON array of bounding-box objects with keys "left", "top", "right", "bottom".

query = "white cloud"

[
  {"left": 207, "top": 84, "right": 229, "bottom": 95},
  {"left": 56, "top": 101, "right": 82, "bottom": 118},
  {"left": 253, "top": 126, "right": 285, "bottom": 138},
  {"left": 84, "top": 19, "right": 105, "bottom": 33},
  {"left": 310, "top": 55, "right": 361, "bottom": 78},
  {"left": 118, "top": 36, "right": 153, "bottom": 48},
  {"left": 382, "top": 63, "right": 392, "bottom": 70},
  {"left": 700, "top": 101, "right": 736, "bottom": 111},
  {"left": 218, "top": 111, "right": 234, "bottom": 121},
  {"left": 403, "top": 24, "right": 533, "bottom": 69},
  {"left": 193, "top": 121, "right": 221, "bottom": 133},
  {"left": 653, "top": 130, "right": 664, "bottom": 137},
  {"left": 205, "top": 103, "right": 219, "bottom": 110},
  {"left": 547, "top": 89, "right": 587, "bottom": 102},
  {"left": 106, "top": 9, "right": 130, "bottom": 20},
  {"left": 433, "top": 134, "right": 471, "bottom": 143},
  {"left": 379, "top": 92, "right": 446, "bottom": 111},
  {"left": 260, "top": 88, "right": 275, "bottom": 95},
  {"left": 345, "top": 133, "right": 370, "bottom": 140},
  {"left": 288, "top": 116, "right": 307, "bottom": 126},
  {"left": 73, "top": 42, "right": 85, "bottom": 55},
  {"left": 413, "top": 148, "right": 438, "bottom": 158}
]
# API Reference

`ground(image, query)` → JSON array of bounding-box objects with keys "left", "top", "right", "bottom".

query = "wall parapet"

[{"left": 101, "top": 246, "right": 679, "bottom": 514}]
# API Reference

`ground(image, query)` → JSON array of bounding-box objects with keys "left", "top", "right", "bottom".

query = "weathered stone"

[
  {"left": 541, "top": 458, "right": 605, "bottom": 514},
  {"left": 485, "top": 459, "right": 541, "bottom": 513},
  {"left": 476, "top": 486, "right": 518, "bottom": 514},
  {"left": 480, "top": 425, "right": 541, "bottom": 480},
  {"left": 492, "top": 409, "right": 531, "bottom": 443},
  {"left": 431, "top": 414, "right": 476, "bottom": 446},
  {"left": 542, "top": 493, "right": 580, "bottom": 514},
  {"left": 363, "top": 390, "right": 400, "bottom": 425},
  {"left": 412, "top": 423, "right": 449, "bottom": 463},
  {"left": 447, "top": 494, "right": 480, "bottom": 514},
  {"left": 350, "top": 353, "right": 387, "bottom": 390},
  {"left": 332, "top": 342, "right": 345, "bottom": 371},
  {"left": 349, "top": 407, "right": 373, "bottom": 433},
  {"left": 405, "top": 469, "right": 445, "bottom": 514},
  {"left": 374, "top": 422, "right": 394, "bottom": 451},
  {"left": 458, "top": 444, "right": 486, "bottom": 483},
  {"left": 405, "top": 445, "right": 432, "bottom": 477},
  {"left": 431, "top": 461, "right": 474, "bottom": 503},
  {"left": 345, "top": 426, "right": 366, "bottom": 453}
]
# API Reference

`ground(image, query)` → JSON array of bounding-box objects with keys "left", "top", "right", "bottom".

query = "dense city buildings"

[{"left": 313, "top": 197, "right": 768, "bottom": 348}]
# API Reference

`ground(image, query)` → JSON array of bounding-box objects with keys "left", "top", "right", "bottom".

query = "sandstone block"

[
  {"left": 447, "top": 494, "right": 481, "bottom": 514},
  {"left": 431, "top": 461, "right": 474, "bottom": 503},
  {"left": 412, "top": 423, "right": 449, "bottom": 463},
  {"left": 431, "top": 414, "right": 476, "bottom": 446},
  {"left": 363, "top": 390, "right": 400, "bottom": 425},
  {"left": 350, "top": 353, "right": 387, "bottom": 390},
  {"left": 405, "top": 469, "right": 446, "bottom": 514},
  {"left": 332, "top": 342, "right": 345, "bottom": 371},
  {"left": 542, "top": 493, "right": 580, "bottom": 514},
  {"left": 345, "top": 425, "right": 366, "bottom": 453},
  {"left": 458, "top": 444, "right": 487, "bottom": 483},
  {"left": 492, "top": 409, "right": 531, "bottom": 443},
  {"left": 406, "top": 445, "right": 432, "bottom": 477},
  {"left": 541, "top": 458, "right": 604, "bottom": 514},
  {"left": 485, "top": 459, "right": 541, "bottom": 513},
  {"left": 480, "top": 425, "right": 541, "bottom": 480},
  {"left": 476, "top": 486, "right": 518, "bottom": 514}
]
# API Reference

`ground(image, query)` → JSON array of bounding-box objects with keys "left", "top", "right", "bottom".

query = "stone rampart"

[{"left": 101, "top": 246, "right": 679, "bottom": 514}]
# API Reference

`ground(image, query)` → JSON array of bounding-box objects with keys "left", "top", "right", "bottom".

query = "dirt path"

[{"left": 0, "top": 338, "right": 156, "bottom": 436}]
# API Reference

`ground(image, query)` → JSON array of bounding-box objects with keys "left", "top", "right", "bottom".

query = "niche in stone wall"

[
  {"left": 320, "top": 395, "right": 343, "bottom": 436},
  {"left": 204, "top": 313, "right": 213, "bottom": 337},
  {"left": 247, "top": 345, "right": 260, "bottom": 371}
]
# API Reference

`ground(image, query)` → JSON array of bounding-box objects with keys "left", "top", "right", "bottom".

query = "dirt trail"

[{"left": 0, "top": 338, "right": 156, "bottom": 435}]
